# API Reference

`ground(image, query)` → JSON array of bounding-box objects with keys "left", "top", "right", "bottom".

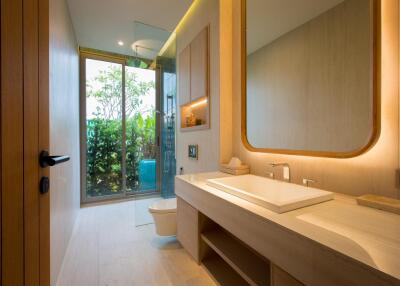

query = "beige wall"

[
  {"left": 231, "top": 0, "right": 400, "bottom": 199},
  {"left": 176, "top": 0, "right": 220, "bottom": 173},
  {"left": 49, "top": 0, "right": 80, "bottom": 284}
]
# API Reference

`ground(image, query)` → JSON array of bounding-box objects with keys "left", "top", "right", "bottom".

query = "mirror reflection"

[{"left": 245, "top": 0, "right": 377, "bottom": 155}]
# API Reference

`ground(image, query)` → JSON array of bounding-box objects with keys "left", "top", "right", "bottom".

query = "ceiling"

[
  {"left": 247, "top": 0, "right": 344, "bottom": 54},
  {"left": 67, "top": 0, "right": 193, "bottom": 59}
]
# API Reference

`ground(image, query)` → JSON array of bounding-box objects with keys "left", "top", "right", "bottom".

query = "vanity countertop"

[{"left": 176, "top": 172, "right": 400, "bottom": 285}]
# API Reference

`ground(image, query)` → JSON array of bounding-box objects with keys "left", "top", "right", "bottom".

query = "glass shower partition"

[
  {"left": 133, "top": 32, "right": 177, "bottom": 227},
  {"left": 157, "top": 35, "right": 177, "bottom": 199}
]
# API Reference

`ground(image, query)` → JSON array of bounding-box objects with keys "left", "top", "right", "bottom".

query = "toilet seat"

[{"left": 149, "top": 198, "right": 177, "bottom": 214}]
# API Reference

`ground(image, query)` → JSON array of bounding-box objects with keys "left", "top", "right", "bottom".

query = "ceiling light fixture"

[{"left": 118, "top": 41, "right": 124, "bottom": 46}]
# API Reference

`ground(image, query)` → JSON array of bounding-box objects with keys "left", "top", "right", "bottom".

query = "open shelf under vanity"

[
  {"left": 177, "top": 197, "right": 305, "bottom": 286},
  {"left": 201, "top": 227, "right": 270, "bottom": 286},
  {"left": 202, "top": 253, "right": 250, "bottom": 286},
  {"left": 197, "top": 214, "right": 270, "bottom": 286}
]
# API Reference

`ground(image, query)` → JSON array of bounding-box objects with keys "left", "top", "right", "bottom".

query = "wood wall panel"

[
  {"left": 178, "top": 45, "right": 191, "bottom": 105},
  {"left": 190, "top": 27, "right": 209, "bottom": 101},
  {"left": 219, "top": 0, "right": 233, "bottom": 165}
]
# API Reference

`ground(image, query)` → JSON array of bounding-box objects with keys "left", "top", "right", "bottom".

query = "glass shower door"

[{"left": 160, "top": 67, "right": 177, "bottom": 198}]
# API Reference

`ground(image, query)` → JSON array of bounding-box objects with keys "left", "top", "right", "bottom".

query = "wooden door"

[{"left": 1, "top": 0, "right": 50, "bottom": 285}]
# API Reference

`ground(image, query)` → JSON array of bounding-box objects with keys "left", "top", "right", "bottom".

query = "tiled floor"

[{"left": 56, "top": 198, "right": 215, "bottom": 286}]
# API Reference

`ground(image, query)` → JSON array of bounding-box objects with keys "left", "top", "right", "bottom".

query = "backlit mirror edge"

[{"left": 240, "top": 0, "right": 381, "bottom": 158}]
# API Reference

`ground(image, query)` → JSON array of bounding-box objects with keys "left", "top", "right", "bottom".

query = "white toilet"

[{"left": 148, "top": 198, "right": 177, "bottom": 236}]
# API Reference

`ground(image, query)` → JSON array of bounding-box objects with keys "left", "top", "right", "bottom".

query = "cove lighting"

[{"left": 190, "top": 98, "right": 207, "bottom": 108}]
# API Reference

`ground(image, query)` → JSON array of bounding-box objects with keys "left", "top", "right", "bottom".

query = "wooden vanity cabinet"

[
  {"left": 177, "top": 197, "right": 200, "bottom": 262},
  {"left": 177, "top": 196, "right": 306, "bottom": 286},
  {"left": 177, "top": 196, "right": 263, "bottom": 285},
  {"left": 175, "top": 175, "right": 400, "bottom": 286},
  {"left": 270, "top": 264, "right": 305, "bottom": 286}
]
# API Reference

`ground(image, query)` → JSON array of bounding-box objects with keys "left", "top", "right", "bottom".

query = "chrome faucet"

[
  {"left": 270, "top": 163, "right": 290, "bottom": 182},
  {"left": 302, "top": 178, "right": 316, "bottom": 187}
]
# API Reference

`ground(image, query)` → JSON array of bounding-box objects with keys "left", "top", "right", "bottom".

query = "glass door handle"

[{"left": 39, "top": 150, "right": 70, "bottom": 168}]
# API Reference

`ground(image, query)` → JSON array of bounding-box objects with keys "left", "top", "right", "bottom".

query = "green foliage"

[
  {"left": 86, "top": 64, "right": 156, "bottom": 197},
  {"left": 86, "top": 119, "right": 123, "bottom": 196},
  {"left": 125, "top": 113, "right": 156, "bottom": 192}
]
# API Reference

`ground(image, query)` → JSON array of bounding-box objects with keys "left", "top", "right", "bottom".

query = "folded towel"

[
  {"left": 227, "top": 157, "right": 242, "bottom": 168},
  {"left": 220, "top": 163, "right": 249, "bottom": 170},
  {"left": 220, "top": 163, "right": 250, "bottom": 175}
]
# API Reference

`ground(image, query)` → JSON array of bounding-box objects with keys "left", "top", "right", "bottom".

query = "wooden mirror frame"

[{"left": 241, "top": 0, "right": 381, "bottom": 158}]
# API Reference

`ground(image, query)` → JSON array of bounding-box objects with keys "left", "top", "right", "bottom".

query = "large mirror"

[{"left": 243, "top": 0, "right": 379, "bottom": 157}]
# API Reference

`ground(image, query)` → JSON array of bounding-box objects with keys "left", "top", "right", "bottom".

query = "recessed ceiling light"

[{"left": 118, "top": 41, "right": 124, "bottom": 46}]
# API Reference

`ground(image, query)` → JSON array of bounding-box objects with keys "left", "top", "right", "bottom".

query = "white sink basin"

[{"left": 207, "top": 175, "right": 334, "bottom": 213}]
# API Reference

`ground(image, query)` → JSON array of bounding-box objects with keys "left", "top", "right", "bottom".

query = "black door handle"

[{"left": 40, "top": 150, "right": 70, "bottom": 168}]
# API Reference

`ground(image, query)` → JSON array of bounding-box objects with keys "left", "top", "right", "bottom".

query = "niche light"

[{"left": 189, "top": 98, "right": 208, "bottom": 108}]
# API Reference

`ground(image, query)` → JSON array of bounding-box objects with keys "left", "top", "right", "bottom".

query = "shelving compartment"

[
  {"left": 180, "top": 96, "right": 209, "bottom": 131},
  {"left": 199, "top": 216, "right": 270, "bottom": 286},
  {"left": 202, "top": 249, "right": 250, "bottom": 286}
]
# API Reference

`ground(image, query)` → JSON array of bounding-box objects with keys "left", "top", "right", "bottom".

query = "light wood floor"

[{"left": 56, "top": 199, "right": 216, "bottom": 286}]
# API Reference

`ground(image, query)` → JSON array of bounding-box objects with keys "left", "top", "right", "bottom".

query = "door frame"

[{"left": 79, "top": 50, "right": 161, "bottom": 204}]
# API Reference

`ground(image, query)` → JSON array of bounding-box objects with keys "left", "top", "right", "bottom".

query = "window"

[{"left": 80, "top": 52, "right": 158, "bottom": 203}]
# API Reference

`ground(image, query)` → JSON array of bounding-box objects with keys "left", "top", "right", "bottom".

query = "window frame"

[{"left": 79, "top": 50, "right": 160, "bottom": 204}]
